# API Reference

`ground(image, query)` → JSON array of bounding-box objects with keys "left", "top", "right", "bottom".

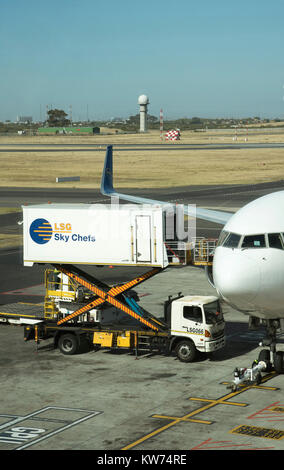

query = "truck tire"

[
  {"left": 58, "top": 333, "right": 79, "bottom": 355},
  {"left": 175, "top": 340, "right": 196, "bottom": 363},
  {"left": 274, "top": 351, "right": 284, "bottom": 374},
  {"left": 258, "top": 349, "right": 272, "bottom": 372}
]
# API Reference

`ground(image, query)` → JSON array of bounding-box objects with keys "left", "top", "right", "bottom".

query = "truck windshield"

[{"left": 203, "top": 301, "right": 223, "bottom": 324}]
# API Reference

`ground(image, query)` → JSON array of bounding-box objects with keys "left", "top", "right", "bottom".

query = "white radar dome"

[{"left": 138, "top": 94, "right": 149, "bottom": 105}]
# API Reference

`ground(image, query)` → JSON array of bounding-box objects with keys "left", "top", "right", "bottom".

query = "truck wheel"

[
  {"left": 258, "top": 349, "right": 272, "bottom": 372},
  {"left": 58, "top": 333, "right": 78, "bottom": 355},
  {"left": 274, "top": 351, "right": 284, "bottom": 374},
  {"left": 175, "top": 340, "right": 196, "bottom": 363}
]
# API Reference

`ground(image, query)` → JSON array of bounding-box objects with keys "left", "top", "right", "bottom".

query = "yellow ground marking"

[
  {"left": 189, "top": 397, "right": 247, "bottom": 407},
  {"left": 222, "top": 382, "right": 278, "bottom": 391},
  {"left": 151, "top": 414, "right": 212, "bottom": 425},
  {"left": 270, "top": 406, "right": 284, "bottom": 413},
  {"left": 121, "top": 372, "right": 278, "bottom": 450},
  {"left": 230, "top": 424, "right": 284, "bottom": 440}
]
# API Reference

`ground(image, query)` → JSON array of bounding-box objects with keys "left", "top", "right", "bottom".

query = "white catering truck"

[{"left": 0, "top": 203, "right": 226, "bottom": 362}]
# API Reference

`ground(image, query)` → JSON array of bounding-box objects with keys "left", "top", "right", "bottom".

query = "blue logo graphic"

[{"left": 30, "top": 218, "right": 53, "bottom": 244}]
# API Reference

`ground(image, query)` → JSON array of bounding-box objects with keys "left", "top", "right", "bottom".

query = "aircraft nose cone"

[{"left": 213, "top": 248, "right": 261, "bottom": 307}]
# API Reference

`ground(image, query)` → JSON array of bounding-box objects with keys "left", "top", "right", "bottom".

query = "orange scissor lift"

[{"left": 29, "top": 263, "right": 169, "bottom": 357}]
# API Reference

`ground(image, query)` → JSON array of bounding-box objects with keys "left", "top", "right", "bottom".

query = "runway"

[
  {"left": 0, "top": 142, "right": 284, "bottom": 151},
  {"left": 1, "top": 178, "right": 284, "bottom": 207}
]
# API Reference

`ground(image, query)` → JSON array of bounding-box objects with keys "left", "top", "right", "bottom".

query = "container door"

[{"left": 135, "top": 215, "right": 152, "bottom": 263}]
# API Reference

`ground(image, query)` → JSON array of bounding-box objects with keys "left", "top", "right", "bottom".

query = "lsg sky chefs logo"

[{"left": 29, "top": 218, "right": 96, "bottom": 245}]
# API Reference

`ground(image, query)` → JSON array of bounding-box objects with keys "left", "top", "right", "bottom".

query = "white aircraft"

[{"left": 100, "top": 145, "right": 284, "bottom": 374}]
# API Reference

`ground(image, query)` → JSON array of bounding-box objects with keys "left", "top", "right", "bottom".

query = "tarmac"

[{"left": 0, "top": 263, "right": 283, "bottom": 452}]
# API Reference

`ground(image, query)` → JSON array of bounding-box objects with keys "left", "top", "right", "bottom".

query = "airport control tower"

[{"left": 138, "top": 94, "right": 149, "bottom": 132}]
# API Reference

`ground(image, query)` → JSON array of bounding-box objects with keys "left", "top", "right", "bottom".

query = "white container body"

[{"left": 23, "top": 204, "right": 169, "bottom": 268}]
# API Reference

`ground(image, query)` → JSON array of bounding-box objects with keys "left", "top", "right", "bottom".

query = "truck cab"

[{"left": 164, "top": 294, "right": 225, "bottom": 362}]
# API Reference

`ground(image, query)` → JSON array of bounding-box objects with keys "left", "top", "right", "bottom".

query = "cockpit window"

[
  {"left": 268, "top": 233, "right": 284, "bottom": 250},
  {"left": 222, "top": 232, "right": 241, "bottom": 248},
  {"left": 242, "top": 234, "right": 266, "bottom": 248},
  {"left": 217, "top": 231, "right": 229, "bottom": 247}
]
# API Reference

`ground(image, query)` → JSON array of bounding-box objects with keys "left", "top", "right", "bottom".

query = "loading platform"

[
  {"left": 0, "top": 302, "right": 44, "bottom": 323},
  {"left": 166, "top": 238, "right": 217, "bottom": 266}
]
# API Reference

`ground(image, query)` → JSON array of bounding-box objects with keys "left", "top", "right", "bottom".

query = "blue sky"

[{"left": 1, "top": 0, "right": 284, "bottom": 121}]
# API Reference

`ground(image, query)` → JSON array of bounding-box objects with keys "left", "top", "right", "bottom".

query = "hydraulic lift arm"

[{"left": 53, "top": 265, "right": 167, "bottom": 332}]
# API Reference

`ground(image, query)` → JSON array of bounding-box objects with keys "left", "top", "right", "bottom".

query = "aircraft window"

[
  {"left": 217, "top": 231, "right": 229, "bottom": 247},
  {"left": 242, "top": 234, "right": 266, "bottom": 248},
  {"left": 268, "top": 233, "right": 284, "bottom": 250},
  {"left": 222, "top": 232, "right": 241, "bottom": 248},
  {"left": 183, "top": 306, "right": 203, "bottom": 323}
]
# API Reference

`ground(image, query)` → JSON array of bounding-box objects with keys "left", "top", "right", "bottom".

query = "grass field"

[{"left": 0, "top": 130, "right": 284, "bottom": 188}]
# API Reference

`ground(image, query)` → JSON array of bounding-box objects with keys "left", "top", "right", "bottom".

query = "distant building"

[
  {"left": 38, "top": 127, "right": 100, "bottom": 135},
  {"left": 17, "top": 116, "right": 33, "bottom": 124}
]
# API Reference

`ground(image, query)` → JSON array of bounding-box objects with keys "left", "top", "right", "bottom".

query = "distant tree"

[
  {"left": 191, "top": 117, "right": 202, "bottom": 124},
  {"left": 47, "top": 109, "right": 70, "bottom": 127},
  {"left": 127, "top": 114, "right": 140, "bottom": 124}
]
